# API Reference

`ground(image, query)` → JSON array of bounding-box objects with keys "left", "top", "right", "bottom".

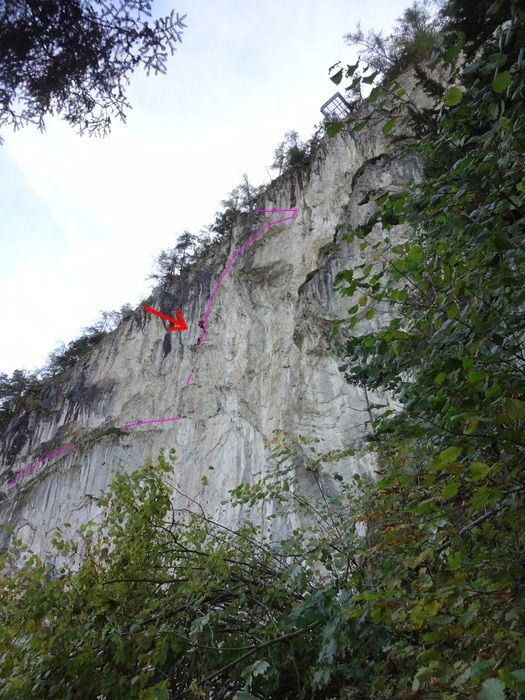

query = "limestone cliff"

[{"left": 0, "top": 123, "right": 420, "bottom": 559}]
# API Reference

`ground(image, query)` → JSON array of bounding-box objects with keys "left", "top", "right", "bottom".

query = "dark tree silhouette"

[
  {"left": 148, "top": 247, "right": 181, "bottom": 283},
  {"left": 0, "top": 0, "right": 186, "bottom": 141},
  {"left": 174, "top": 230, "right": 198, "bottom": 270}
]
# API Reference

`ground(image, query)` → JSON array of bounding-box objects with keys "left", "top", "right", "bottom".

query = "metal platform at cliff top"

[{"left": 320, "top": 92, "right": 353, "bottom": 122}]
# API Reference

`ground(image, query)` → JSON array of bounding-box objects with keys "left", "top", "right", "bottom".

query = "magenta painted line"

[
  {"left": 198, "top": 208, "right": 297, "bottom": 344},
  {"left": 6, "top": 418, "right": 181, "bottom": 489},
  {"left": 5, "top": 210, "right": 297, "bottom": 489},
  {"left": 7, "top": 444, "right": 74, "bottom": 489},
  {"left": 120, "top": 417, "right": 180, "bottom": 429}
]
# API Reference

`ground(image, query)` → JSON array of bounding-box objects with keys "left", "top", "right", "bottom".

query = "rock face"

[{"left": 0, "top": 123, "right": 420, "bottom": 560}]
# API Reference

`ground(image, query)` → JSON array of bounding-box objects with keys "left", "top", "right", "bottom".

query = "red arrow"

[{"left": 144, "top": 306, "right": 188, "bottom": 331}]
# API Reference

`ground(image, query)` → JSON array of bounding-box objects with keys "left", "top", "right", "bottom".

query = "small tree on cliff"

[
  {"left": 343, "top": 0, "right": 442, "bottom": 77},
  {"left": 0, "top": 0, "right": 186, "bottom": 141},
  {"left": 174, "top": 230, "right": 198, "bottom": 270}
]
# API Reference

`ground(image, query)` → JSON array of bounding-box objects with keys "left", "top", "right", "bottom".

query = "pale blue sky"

[{"left": 0, "top": 0, "right": 412, "bottom": 376}]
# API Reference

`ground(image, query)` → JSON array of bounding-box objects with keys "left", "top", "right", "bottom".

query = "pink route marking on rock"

[
  {"left": 6, "top": 418, "right": 180, "bottom": 489},
  {"left": 198, "top": 208, "right": 297, "bottom": 345},
  {"left": 5, "top": 209, "right": 297, "bottom": 490},
  {"left": 7, "top": 444, "right": 74, "bottom": 489}
]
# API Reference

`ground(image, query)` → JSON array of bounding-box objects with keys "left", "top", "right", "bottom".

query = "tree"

[
  {"left": 43, "top": 329, "right": 106, "bottom": 377},
  {"left": 270, "top": 130, "right": 320, "bottom": 176},
  {"left": 271, "top": 130, "right": 301, "bottom": 174},
  {"left": 0, "top": 439, "right": 398, "bottom": 699},
  {"left": 331, "top": 0, "right": 525, "bottom": 695},
  {"left": 344, "top": 0, "right": 443, "bottom": 76},
  {"left": 211, "top": 177, "right": 264, "bottom": 238},
  {"left": 0, "top": 368, "right": 44, "bottom": 430},
  {"left": 0, "top": 369, "right": 38, "bottom": 407},
  {"left": 439, "top": 0, "right": 517, "bottom": 59},
  {"left": 174, "top": 229, "right": 198, "bottom": 270},
  {"left": 148, "top": 247, "right": 181, "bottom": 283},
  {"left": 0, "top": 0, "right": 186, "bottom": 142}
]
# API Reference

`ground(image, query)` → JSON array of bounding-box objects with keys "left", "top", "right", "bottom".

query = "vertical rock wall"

[{"left": 0, "top": 124, "right": 421, "bottom": 559}]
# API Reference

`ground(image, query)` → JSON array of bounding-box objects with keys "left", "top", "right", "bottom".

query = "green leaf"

[
  {"left": 505, "top": 398, "right": 525, "bottom": 422},
  {"left": 382, "top": 118, "right": 396, "bottom": 135},
  {"left": 447, "top": 303, "right": 459, "bottom": 319},
  {"left": 448, "top": 551, "right": 462, "bottom": 571},
  {"left": 415, "top": 666, "right": 433, "bottom": 682},
  {"left": 353, "top": 120, "right": 369, "bottom": 132},
  {"left": 488, "top": 0, "right": 503, "bottom": 14},
  {"left": 471, "top": 486, "right": 504, "bottom": 511},
  {"left": 423, "top": 631, "right": 445, "bottom": 643},
  {"left": 424, "top": 600, "right": 440, "bottom": 617},
  {"left": 477, "top": 677, "right": 505, "bottom": 700},
  {"left": 500, "top": 669, "right": 525, "bottom": 693},
  {"left": 410, "top": 605, "right": 427, "bottom": 624},
  {"left": 326, "top": 122, "right": 344, "bottom": 137},
  {"left": 439, "top": 446, "right": 462, "bottom": 463},
  {"left": 406, "top": 547, "right": 434, "bottom": 569},
  {"left": 362, "top": 70, "right": 380, "bottom": 84},
  {"left": 442, "top": 481, "right": 460, "bottom": 499},
  {"left": 241, "top": 659, "right": 270, "bottom": 684},
  {"left": 408, "top": 245, "right": 423, "bottom": 261},
  {"left": 443, "top": 33, "right": 466, "bottom": 63},
  {"left": 491, "top": 71, "right": 512, "bottom": 93},
  {"left": 368, "top": 85, "right": 382, "bottom": 102},
  {"left": 365, "top": 308, "right": 376, "bottom": 320},
  {"left": 444, "top": 86, "right": 463, "bottom": 106},
  {"left": 330, "top": 69, "right": 343, "bottom": 85},
  {"left": 468, "top": 370, "right": 488, "bottom": 384},
  {"left": 485, "top": 384, "right": 502, "bottom": 398},
  {"left": 470, "top": 462, "right": 490, "bottom": 481}
]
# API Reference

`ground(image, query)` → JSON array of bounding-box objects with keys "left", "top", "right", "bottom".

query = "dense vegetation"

[{"left": 1, "top": 0, "right": 525, "bottom": 697}]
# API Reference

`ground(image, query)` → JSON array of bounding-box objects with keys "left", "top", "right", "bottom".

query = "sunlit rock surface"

[{"left": 0, "top": 123, "right": 420, "bottom": 560}]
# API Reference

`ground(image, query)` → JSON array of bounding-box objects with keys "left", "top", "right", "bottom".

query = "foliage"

[
  {"left": 438, "top": 0, "right": 515, "bottom": 59},
  {"left": 0, "top": 447, "right": 368, "bottom": 700},
  {"left": 0, "top": 368, "right": 45, "bottom": 430},
  {"left": 343, "top": 0, "right": 443, "bottom": 78},
  {"left": 211, "top": 175, "right": 265, "bottom": 239},
  {"left": 42, "top": 305, "right": 133, "bottom": 378},
  {"left": 331, "top": 0, "right": 525, "bottom": 697},
  {"left": 0, "top": 305, "right": 134, "bottom": 431},
  {"left": 4, "top": 422, "right": 523, "bottom": 698},
  {"left": 270, "top": 130, "right": 320, "bottom": 176},
  {"left": 0, "top": 0, "right": 186, "bottom": 142},
  {"left": 148, "top": 230, "right": 200, "bottom": 283},
  {"left": 175, "top": 230, "right": 199, "bottom": 271}
]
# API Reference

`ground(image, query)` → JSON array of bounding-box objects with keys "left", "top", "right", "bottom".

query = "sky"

[{"left": 0, "top": 0, "right": 413, "bottom": 377}]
